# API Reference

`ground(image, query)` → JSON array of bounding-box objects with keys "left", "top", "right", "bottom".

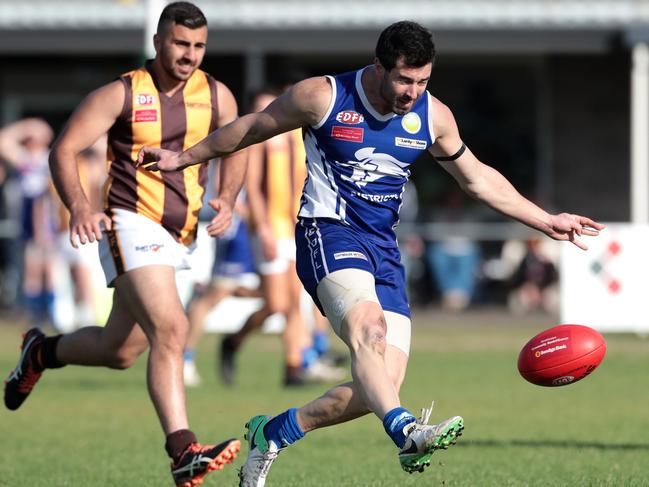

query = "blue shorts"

[
  {"left": 295, "top": 218, "right": 410, "bottom": 319},
  {"left": 212, "top": 217, "right": 256, "bottom": 278}
]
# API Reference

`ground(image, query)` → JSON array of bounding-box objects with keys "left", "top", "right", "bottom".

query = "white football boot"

[
  {"left": 398, "top": 403, "right": 464, "bottom": 473},
  {"left": 239, "top": 415, "right": 283, "bottom": 487}
]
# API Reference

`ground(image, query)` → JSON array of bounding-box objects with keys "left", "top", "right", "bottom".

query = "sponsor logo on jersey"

[
  {"left": 335, "top": 111, "right": 365, "bottom": 124},
  {"left": 135, "top": 243, "right": 164, "bottom": 252},
  {"left": 401, "top": 112, "right": 421, "bottom": 134},
  {"left": 333, "top": 251, "right": 368, "bottom": 261},
  {"left": 185, "top": 102, "right": 211, "bottom": 110},
  {"left": 135, "top": 94, "right": 155, "bottom": 106},
  {"left": 395, "top": 137, "right": 427, "bottom": 150},
  {"left": 331, "top": 126, "right": 364, "bottom": 142},
  {"left": 338, "top": 147, "right": 409, "bottom": 188},
  {"left": 134, "top": 109, "right": 158, "bottom": 123}
]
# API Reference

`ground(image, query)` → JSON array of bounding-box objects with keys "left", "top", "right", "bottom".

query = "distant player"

[
  {"left": 184, "top": 190, "right": 259, "bottom": 386},
  {"left": 3, "top": 3, "right": 243, "bottom": 486},
  {"left": 220, "top": 88, "right": 344, "bottom": 386},
  {"left": 138, "top": 21, "right": 604, "bottom": 486},
  {"left": 0, "top": 118, "right": 58, "bottom": 328}
]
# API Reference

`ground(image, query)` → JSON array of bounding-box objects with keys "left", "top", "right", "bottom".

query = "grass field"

[{"left": 1, "top": 309, "right": 648, "bottom": 487}]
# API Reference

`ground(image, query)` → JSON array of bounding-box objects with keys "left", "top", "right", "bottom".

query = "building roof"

[
  {"left": 2, "top": 0, "right": 649, "bottom": 29},
  {"left": 2, "top": 0, "right": 649, "bottom": 54}
]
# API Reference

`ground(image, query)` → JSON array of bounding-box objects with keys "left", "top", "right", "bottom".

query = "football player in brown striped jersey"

[{"left": 4, "top": 3, "right": 245, "bottom": 486}]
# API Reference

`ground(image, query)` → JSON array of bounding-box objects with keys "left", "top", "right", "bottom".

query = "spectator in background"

[
  {"left": 426, "top": 189, "right": 481, "bottom": 311},
  {"left": 398, "top": 180, "right": 428, "bottom": 305},
  {"left": 506, "top": 237, "right": 559, "bottom": 314},
  {"left": 0, "top": 118, "right": 58, "bottom": 327}
]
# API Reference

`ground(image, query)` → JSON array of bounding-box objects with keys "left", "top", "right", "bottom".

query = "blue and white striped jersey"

[{"left": 298, "top": 67, "right": 436, "bottom": 245}]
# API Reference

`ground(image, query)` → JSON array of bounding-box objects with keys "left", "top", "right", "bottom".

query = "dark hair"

[
  {"left": 375, "top": 21, "right": 435, "bottom": 71},
  {"left": 157, "top": 2, "right": 207, "bottom": 33}
]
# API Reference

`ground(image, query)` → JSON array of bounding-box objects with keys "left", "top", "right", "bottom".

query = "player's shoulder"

[
  {"left": 427, "top": 92, "right": 457, "bottom": 133},
  {"left": 86, "top": 79, "right": 126, "bottom": 104},
  {"left": 292, "top": 76, "right": 331, "bottom": 97},
  {"left": 427, "top": 92, "right": 451, "bottom": 116},
  {"left": 289, "top": 76, "right": 333, "bottom": 113}
]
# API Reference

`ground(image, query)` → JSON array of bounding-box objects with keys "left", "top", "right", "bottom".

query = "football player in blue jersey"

[{"left": 139, "top": 20, "right": 604, "bottom": 486}]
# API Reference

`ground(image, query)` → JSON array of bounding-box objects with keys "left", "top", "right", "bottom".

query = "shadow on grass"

[{"left": 460, "top": 439, "right": 649, "bottom": 451}]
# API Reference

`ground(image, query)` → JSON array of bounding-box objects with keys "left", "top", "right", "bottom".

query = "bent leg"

[
  {"left": 113, "top": 265, "right": 190, "bottom": 435},
  {"left": 56, "top": 290, "right": 148, "bottom": 368},
  {"left": 297, "top": 342, "right": 408, "bottom": 431}
]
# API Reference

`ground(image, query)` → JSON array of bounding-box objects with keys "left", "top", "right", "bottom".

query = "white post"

[
  {"left": 631, "top": 42, "right": 649, "bottom": 224},
  {"left": 145, "top": 0, "right": 166, "bottom": 59}
]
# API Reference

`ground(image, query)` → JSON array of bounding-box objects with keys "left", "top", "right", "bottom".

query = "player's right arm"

[
  {"left": 137, "top": 76, "right": 332, "bottom": 171},
  {"left": 49, "top": 80, "right": 124, "bottom": 247}
]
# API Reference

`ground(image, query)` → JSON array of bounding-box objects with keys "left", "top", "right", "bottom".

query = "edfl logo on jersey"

[
  {"left": 336, "top": 111, "right": 365, "bottom": 124},
  {"left": 136, "top": 94, "right": 154, "bottom": 106}
]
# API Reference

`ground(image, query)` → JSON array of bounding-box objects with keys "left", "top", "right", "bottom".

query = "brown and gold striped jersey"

[
  {"left": 105, "top": 63, "right": 218, "bottom": 245},
  {"left": 260, "top": 128, "right": 307, "bottom": 239}
]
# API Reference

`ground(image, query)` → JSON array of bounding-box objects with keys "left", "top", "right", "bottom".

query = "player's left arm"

[
  {"left": 429, "top": 97, "right": 605, "bottom": 250},
  {"left": 206, "top": 81, "right": 248, "bottom": 237}
]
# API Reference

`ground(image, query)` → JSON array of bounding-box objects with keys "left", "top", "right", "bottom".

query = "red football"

[{"left": 517, "top": 324, "right": 606, "bottom": 387}]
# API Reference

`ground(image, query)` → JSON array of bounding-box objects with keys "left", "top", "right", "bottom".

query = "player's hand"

[
  {"left": 136, "top": 147, "right": 184, "bottom": 172},
  {"left": 206, "top": 198, "right": 233, "bottom": 237},
  {"left": 546, "top": 213, "right": 605, "bottom": 250},
  {"left": 69, "top": 207, "right": 112, "bottom": 248}
]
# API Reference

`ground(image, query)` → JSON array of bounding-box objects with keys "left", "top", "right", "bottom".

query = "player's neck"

[
  {"left": 149, "top": 59, "right": 187, "bottom": 97},
  {"left": 361, "top": 66, "right": 392, "bottom": 116}
]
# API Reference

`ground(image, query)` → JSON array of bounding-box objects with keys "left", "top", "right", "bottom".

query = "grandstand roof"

[
  {"left": 2, "top": 0, "right": 649, "bottom": 54},
  {"left": 1, "top": 0, "right": 649, "bottom": 29}
]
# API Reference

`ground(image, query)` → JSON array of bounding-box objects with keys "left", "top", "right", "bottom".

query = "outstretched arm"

[
  {"left": 429, "top": 97, "right": 604, "bottom": 250},
  {"left": 136, "top": 76, "right": 332, "bottom": 172}
]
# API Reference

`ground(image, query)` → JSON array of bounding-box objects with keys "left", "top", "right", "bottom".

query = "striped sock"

[{"left": 383, "top": 407, "right": 417, "bottom": 448}]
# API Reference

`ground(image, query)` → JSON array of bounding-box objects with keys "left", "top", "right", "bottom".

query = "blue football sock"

[
  {"left": 301, "top": 347, "right": 319, "bottom": 369},
  {"left": 183, "top": 349, "right": 195, "bottom": 362},
  {"left": 263, "top": 408, "right": 305, "bottom": 448},
  {"left": 43, "top": 290, "right": 55, "bottom": 322},
  {"left": 313, "top": 331, "right": 329, "bottom": 356},
  {"left": 24, "top": 291, "right": 43, "bottom": 317},
  {"left": 383, "top": 407, "right": 417, "bottom": 448}
]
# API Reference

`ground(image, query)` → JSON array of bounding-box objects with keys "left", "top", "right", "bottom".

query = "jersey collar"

[{"left": 355, "top": 66, "right": 396, "bottom": 122}]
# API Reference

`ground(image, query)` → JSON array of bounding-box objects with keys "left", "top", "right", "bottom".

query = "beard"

[
  {"left": 161, "top": 54, "right": 195, "bottom": 82},
  {"left": 380, "top": 77, "right": 414, "bottom": 115}
]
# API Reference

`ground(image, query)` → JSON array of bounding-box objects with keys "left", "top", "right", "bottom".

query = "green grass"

[{"left": 1, "top": 312, "right": 649, "bottom": 486}]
